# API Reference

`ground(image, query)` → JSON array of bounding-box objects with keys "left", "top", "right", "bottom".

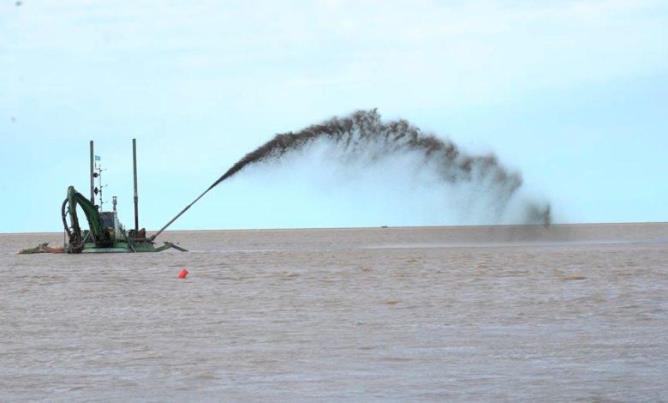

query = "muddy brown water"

[{"left": 1, "top": 224, "right": 667, "bottom": 401}]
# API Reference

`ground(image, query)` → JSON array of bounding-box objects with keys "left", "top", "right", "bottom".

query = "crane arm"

[{"left": 61, "top": 185, "right": 112, "bottom": 252}]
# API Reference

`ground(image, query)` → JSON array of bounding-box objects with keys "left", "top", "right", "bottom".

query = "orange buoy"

[{"left": 178, "top": 268, "right": 189, "bottom": 279}]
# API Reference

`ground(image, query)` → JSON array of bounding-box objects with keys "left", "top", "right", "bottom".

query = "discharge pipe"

[
  {"left": 149, "top": 150, "right": 232, "bottom": 241},
  {"left": 149, "top": 187, "right": 213, "bottom": 242}
]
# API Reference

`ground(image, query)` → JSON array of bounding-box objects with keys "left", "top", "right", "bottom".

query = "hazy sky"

[{"left": 1, "top": 0, "right": 666, "bottom": 232}]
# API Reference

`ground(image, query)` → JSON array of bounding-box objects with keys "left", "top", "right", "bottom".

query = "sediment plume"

[{"left": 209, "top": 109, "right": 551, "bottom": 225}]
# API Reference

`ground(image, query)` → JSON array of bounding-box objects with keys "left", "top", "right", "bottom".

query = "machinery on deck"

[
  {"left": 60, "top": 185, "right": 181, "bottom": 253},
  {"left": 20, "top": 139, "right": 186, "bottom": 254}
]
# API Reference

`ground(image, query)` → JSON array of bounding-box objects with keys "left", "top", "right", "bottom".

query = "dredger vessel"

[{"left": 19, "top": 140, "right": 186, "bottom": 254}]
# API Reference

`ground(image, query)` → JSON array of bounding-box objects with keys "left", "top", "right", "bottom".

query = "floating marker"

[{"left": 178, "top": 268, "right": 189, "bottom": 279}]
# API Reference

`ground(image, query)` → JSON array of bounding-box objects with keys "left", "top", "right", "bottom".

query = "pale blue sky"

[{"left": 1, "top": 0, "right": 666, "bottom": 232}]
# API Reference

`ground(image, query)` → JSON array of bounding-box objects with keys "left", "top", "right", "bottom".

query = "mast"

[
  {"left": 132, "top": 138, "right": 139, "bottom": 232},
  {"left": 89, "top": 140, "right": 95, "bottom": 204}
]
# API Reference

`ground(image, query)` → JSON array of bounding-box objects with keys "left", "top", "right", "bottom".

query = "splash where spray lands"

[{"left": 151, "top": 110, "right": 550, "bottom": 239}]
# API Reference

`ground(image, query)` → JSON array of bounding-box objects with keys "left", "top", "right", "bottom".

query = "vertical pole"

[
  {"left": 98, "top": 168, "right": 103, "bottom": 210},
  {"left": 133, "top": 138, "right": 139, "bottom": 232},
  {"left": 89, "top": 140, "right": 95, "bottom": 204}
]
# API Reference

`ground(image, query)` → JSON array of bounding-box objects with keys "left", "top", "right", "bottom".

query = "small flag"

[{"left": 95, "top": 155, "right": 101, "bottom": 161}]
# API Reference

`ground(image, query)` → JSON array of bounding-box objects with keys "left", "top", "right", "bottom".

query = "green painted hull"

[
  {"left": 18, "top": 241, "right": 183, "bottom": 254},
  {"left": 78, "top": 240, "right": 181, "bottom": 253}
]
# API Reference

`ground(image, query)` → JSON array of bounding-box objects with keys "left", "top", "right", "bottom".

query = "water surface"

[{"left": 1, "top": 224, "right": 667, "bottom": 401}]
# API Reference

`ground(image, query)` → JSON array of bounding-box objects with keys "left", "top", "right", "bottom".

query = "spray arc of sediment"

[{"left": 151, "top": 109, "right": 551, "bottom": 240}]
